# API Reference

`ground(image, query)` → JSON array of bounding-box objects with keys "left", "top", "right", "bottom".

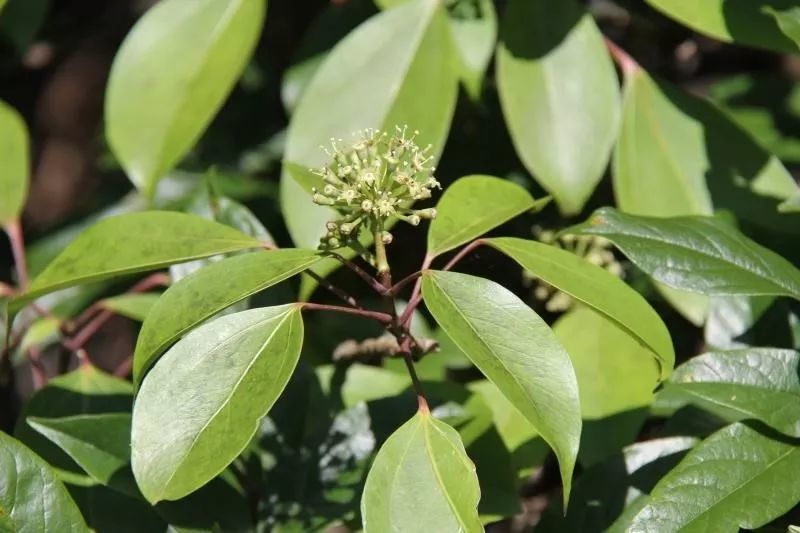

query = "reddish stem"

[
  {"left": 603, "top": 37, "right": 639, "bottom": 78},
  {"left": 399, "top": 254, "right": 433, "bottom": 327},
  {"left": 326, "top": 251, "right": 388, "bottom": 295},
  {"left": 5, "top": 220, "right": 29, "bottom": 290},
  {"left": 442, "top": 239, "right": 485, "bottom": 272},
  {"left": 300, "top": 302, "right": 392, "bottom": 324}
]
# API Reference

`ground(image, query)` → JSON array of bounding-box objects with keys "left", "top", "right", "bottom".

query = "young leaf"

[
  {"left": 100, "top": 293, "right": 161, "bottom": 322},
  {"left": 0, "top": 432, "right": 88, "bottom": 532},
  {"left": 422, "top": 270, "right": 581, "bottom": 504},
  {"left": 19, "top": 211, "right": 261, "bottom": 304},
  {"left": 497, "top": 0, "right": 619, "bottom": 215},
  {"left": 0, "top": 99, "right": 29, "bottom": 226},
  {"left": 629, "top": 422, "right": 800, "bottom": 532},
  {"left": 487, "top": 237, "right": 674, "bottom": 378},
  {"left": 644, "top": 0, "right": 799, "bottom": 53},
  {"left": 428, "top": 176, "right": 546, "bottom": 258},
  {"left": 361, "top": 410, "right": 482, "bottom": 532},
  {"left": 132, "top": 305, "right": 304, "bottom": 503},
  {"left": 28, "top": 414, "right": 135, "bottom": 493},
  {"left": 448, "top": 0, "right": 497, "bottom": 101},
  {"left": 660, "top": 348, "right": 800, "bottom": 437},
  {"left": 570, "top": 208, "right": 800, "bottom": 300},
  {"left": 106, "top": 0, "right": 266, "bottom": 196},
  {"left": 280, "top": 0, "right": 457, "bottom": 250}
]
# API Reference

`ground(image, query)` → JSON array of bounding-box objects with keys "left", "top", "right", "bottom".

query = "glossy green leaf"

[
  {"left": 704, "top": 295, "right": 775, "bottom": 349},
  {"left": 19, "top": 211, "right": 261, "bottom": 304},
  {"left": 0, "top": 432, "right": 88, "bottom": 532},
  {"left": 629, "top": 422, "right": 800, "bottom": 532},
  {"left": 0, "top": 99, "right": 28, "bottom": 226},
  {"left": 428, "top": 175, "right": 545, "bottom": 258},
  {"left": 497, "top": 0, "right": 619, "bottom": 215},
  {"left": 28, "top": 414, "right": 134, "bottom": 493},
  {"left": 447, "top": 0, "right": 497, "bottom": 100},
  {"left": 280, "top": 0, "right": 457, "bottom": 250},
  {"left": 361, "top": 410, "right": 481, "bottom": 532},
  {"left": 133, "top": 248, "right": 319, "bottom": 384},
  {"left": 659, "top": 348, "right": 800, "bottom": 437},
  {"left": 100, "top": 293, "right": 161, "bottom": 322},
  {"left": 614, "top": 68, "right": 799, "bottom": 233},
  {"left": 644, "top": 0, "right": 799, "bottom": 53},
  {"left": 132, "top": 305, "right": 304, "bottom": 503},
  {"left": 488, "top": 237, "right": 674, "bottom": 379},
  {"left": 106, "top": 0, "right": 266, "bottom": 196},
  {"left": 570, "top": 208, "right": 800, "bottom": 299},
  {"left": 422, "top": 270, "right": 581, "bottom": 504}
]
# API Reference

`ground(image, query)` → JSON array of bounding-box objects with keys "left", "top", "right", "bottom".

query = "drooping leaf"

[
  {"left": 629, "top": 422, "right": 800, "bottom": 532},
  {"left": 659, "top": 348, "right": 800, "bottom": 437},
  {"left": 132, "top": 305, "right": 304, "bottom": 503},
  {"left": 280, "top": 0, "right": 457, "bottom": 251},
  {"left": 569, "top": 208, "right": 800, "bottom": 300},
  {"left": 0, "top": 432, "right": 88, "bottom": 532},
  {"left": 100, "top": 293, "right": 161, "bottom": 322},
  {"left": 428, "top": 175, "right": 546, "bottom": 258},
  {"left": 18, "top": 211, "right": 261, "bottom": 304},
  {"left": 497, "top": 0, "right": 619, "bottom": 215},
  {"left": 0, "top": 99, "right": 28, "bottom": 226},
  {"left": 488, "top": 237, "right": 674, "bottom": 378},
  {"left": 28, "top": 414, "right": 135, "bottom": 494},
  {"left": 422, "top": 270, "right": 581, "bottom": 504},
  {"left": 133, "top": 249, "right": 319, "bottom": 384},
  {"left": 644, "top": 0, "right": 799, "bottom": 53},
  {"left": 360, "top": 410, "right": 482, "bottom": 532},
  {"left": 106, "top": 0, "right": 266, "bottom": 196}
]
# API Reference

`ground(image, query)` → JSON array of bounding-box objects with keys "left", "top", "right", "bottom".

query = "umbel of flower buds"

[{"left": 310, "top": 126, "right": 439, "bottom": 250}]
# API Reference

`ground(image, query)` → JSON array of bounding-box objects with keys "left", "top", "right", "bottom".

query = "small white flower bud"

[
  {"left": 313, "top": 193, "right": 334, "bottom": 206},
  {"left": 415, "top": 208, "right": 437, "bottom": 220},
  {"left": 381, "top": 231, "right": 393, "bottom": 244}
]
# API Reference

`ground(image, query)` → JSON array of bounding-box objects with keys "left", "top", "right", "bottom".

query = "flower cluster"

[{"left": 311, "top": 126, "right": 439, "bottom": 250}]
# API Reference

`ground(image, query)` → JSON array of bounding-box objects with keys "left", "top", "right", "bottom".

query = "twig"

[
  {"left": 300, "top": 302, "right": 392, "bottom": 324},
  {"left": 390, "top": 271, "right": 422, "bottom": 295},
  {"left": 399, "top": 254, "right": 433, "bottom": 327},
  {"left": 5, "top": 220, "right": 29, "bottom": 290},
  {"left": 304, "top": 270, "right": 361, "bottom": 308},
  {"left": 325, "top": 251, "right": 388, "bottom": 295},
  {"left": 442, "top": 239, "right": 485, "bottom": 272}
]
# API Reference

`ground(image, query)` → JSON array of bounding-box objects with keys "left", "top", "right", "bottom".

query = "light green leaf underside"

[
  {"left": 422, "top": 270, "right": 581, "bottom": 505},
  {"left": 630, "top": 422, "right": 800, "bottom": 532},
  {"left": 106, "top": 0, "right": 265, "bottom": 196},
  {"left": 497, "top": 0, "right": 619, "bottom": 215},
  {"left": 133, "top": 248, "right": 319, "bottom": 384},
  {"left": 19, "top": 211, "right": 261, "bottom": 305},
  {"left": 428, "top": 175, "right": 544, "bottom": 258},
  {"left": 132, "top": 305, "right": 303, "bottom": 503},
  {"left": 0, "top": 99, "right": 29, "bottom": 226},
  {"left": 361, "top": 411, "right": 482, "bottom": 532},
  {"left": 488, "top": 237, "right": 674, "bottom": 379}
]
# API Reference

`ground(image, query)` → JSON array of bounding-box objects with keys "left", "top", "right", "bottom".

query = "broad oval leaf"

[
  {"left": 132, "top": 305, "right": 304, "bottom": 503},
  {"left": 428, "top": 175, "right": 546, "bottom": 258},
  {"left": 361, "top": 410, "right": 482, "bottom": 532},
  {"left": 0, "top": 99, "right": 29, "bottom": 226},
  {"left": 133, "top": 248, "right": 319, "bottom": 384},
  {"left": 19, "top": 211, "right": 261, "bottom": 304},
  {"left": 644, "top": 0, "right": 799, "bottom": 53},
  {"left": 570, "top": 208, "right": 800, "bottom": 300},
  {"left": 660, "top": 348, "right": 800, "bottom": 437},
  {"left": 106, "top": 0, "right": 265, "bottom": 196},
  {"left": 422, "top": 270, "right": 581, "bottom": 504},
  {"left": 0, "top": 432, "right": 88, "bottom": 532},
  {"left": 497, "top": 0, "right": 619, "bottom": 215},
  {"left": 629, "top": 422, "right": 800, "bottom": 532},
  {"left": 488, "top": 237, "right": 674, "bottom": 379},
  {"left": 280, "top": 0, "right": 457, "bottom": 250}
]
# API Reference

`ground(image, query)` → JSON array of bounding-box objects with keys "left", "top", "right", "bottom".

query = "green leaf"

[
  {"left": 19, "top": 211, "right": 261, "bottom": 304},
  {"left": 100, "top": 293, "right": 161, "bottom": 322},
  {"left": 106, "top": 0, "right": 266, "bottom": 196},
  {"left": 133, "top": 248, "right": 318, "bottom": 384},
  {"left": 280, "top": 0, "right": 457, "bottom": 250},
  {"left": 0, "top": 0, "right": 50, "bottom": 52},
  {"left": 132, "top": 305, "right": 304, "bottom": 503},
  {"left": 360, "top": 410, "right": 482, "bottom": 532},
  {"left": 0, "top": 432, "right": 88, "bottom": 532},
  {"left": 447, "top": 0, "right": 497, "bottom": 101},
  {"left": 704, "top": 295, "right": 775, "bottom": 349},
  {"left": 570, "top": 208, "right": 800, "bottom": 300},
  {"left": 659, "top": 348, "right": 800, "bottom": 438},
  {"left": 428, "top": 175, "right": 546, "bottom": 258},
  {"left": 28, "top": 414, "right": 135, "bottom": 494},
  {"left": 0, "top": 99, "right": 28, "bottom": 226},
  {"left": 614, "top": 66, "right": 800, "bottom": 235},
  {"left": 781, "top": 190, "right": 800, "bottom": 213},
  {"left": 629, "top": 422, "right": 800, "bottom": 532},
  {"left": 496, "top": 0, "right": 619, "bottom": 215},
  {"left": 644, "top": 0, "right": 799, "bottom": 53},
  {"left": 487, "top": 237, "right": 674, "bottom": 379},
  {"left": 422, "top": 270, "right": 581, "bottom": 504}
]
